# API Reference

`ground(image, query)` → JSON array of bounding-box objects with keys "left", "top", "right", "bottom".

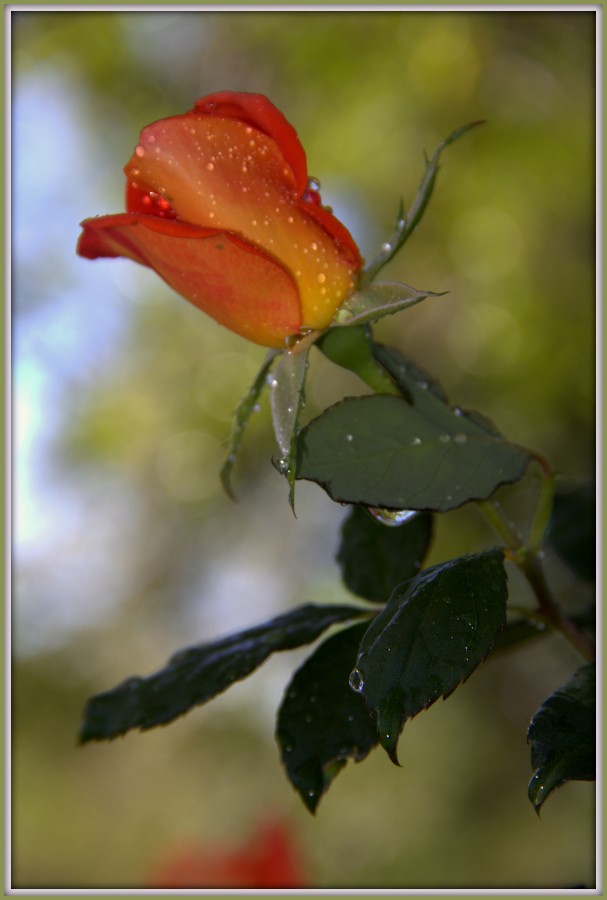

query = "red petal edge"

[
  {"left": 192, "top": 91, "right": 308, "bottom": 195},
  {"left": 76, "top": 214, "right": 302, "bottom": 348}
]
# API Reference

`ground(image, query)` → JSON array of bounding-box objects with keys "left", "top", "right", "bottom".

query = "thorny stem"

[{"left": 480, "top": 461, "right": 595, "bottom": 663}]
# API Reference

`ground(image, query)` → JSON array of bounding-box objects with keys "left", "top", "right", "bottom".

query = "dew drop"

[
  {"left": 345, "top": 434, "right": 353, "bottom": 442},
  {"left": 454, "top": 433, "right": 468, "bottom": 444},
  {"left": 317, "top": 273, "right": 326, "bottom": 284},
  {"left": 206, "top": 162, "right": 214, "bottom": 171},
  {"left": 438, "top": 434, "right": 451, "bottom": 444},
  {"left": 369, "top": 507, "right": 418, "bottom": 527},
  {"left": 135, "top": 145, "right": 145, "bottom": 158},
  {"left": 381, "top": 242, "right": 392, "bottom": 253},
  {"left": 275, "top": 456, "right": 289, "bottom": 475},
  {"left": 348, "top": 667, "right": 365, "bottom": 693},
  {"left": 307, "top": 176, "right": 321, "bottom": 192},
  {"left": 411, "top": 437, "right": 422, "bottom": 446},
  {"left": 453, "top": 406, "right": 464, "bottom": 416}
]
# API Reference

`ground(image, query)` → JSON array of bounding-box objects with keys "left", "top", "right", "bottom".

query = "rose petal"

[
  {"left": 124, "top": 109, "right": 360, "bottom": 331},
  {"left": 78, "top": 214, "right": 302, "bottom": 347},
  {"left": 192, "top": 91, "right": 308, "bottom": 195}
]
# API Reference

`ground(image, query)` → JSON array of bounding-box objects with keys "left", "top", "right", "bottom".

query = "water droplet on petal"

[
  {"left": 369, "top": 507, "right": 418, "bottom": 527},
  {"left": 307, "top": 176, "right": 321, "bottom": 192},
  {"left": 135, "top": 145, "right": 145, "bottom": 158},
  {"left": 381, "top": 242, "right": 392, "bottom": 253}
]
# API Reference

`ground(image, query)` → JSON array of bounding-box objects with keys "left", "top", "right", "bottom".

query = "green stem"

[
  {"left": 479, "top": 499, "right": 523, "bottom": 549},
  {"left": 479, "top": 486, "right": 594, "bottom": 662},
  {"left": 527, "top": 450, "right": 555, "bottom": 550}
]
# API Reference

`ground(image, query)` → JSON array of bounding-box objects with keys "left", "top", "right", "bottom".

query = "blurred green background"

[{"left": 12, "top": 9, "right": 596, "bottom": 889}]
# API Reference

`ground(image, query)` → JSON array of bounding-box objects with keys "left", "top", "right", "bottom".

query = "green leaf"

[
  {"left": 546, "top": 482, "right": 595, "bottom": 581},
  {"left": 372, "top": 342, "right": 450, "bottom": 404},
  {"left": 269, "top": 346, "right": 310, "bottom": 509},
  {"left": 360, "top": 120, "right": 485, "bottom": 286},
  {"left": 296, "top": 394, "right": 531, "bottom": 512},
  {"left": 220, "top": 349, "right": 280, "bottom": 499},
  {"left": 80, "top": 603, "right": 368, "bottom": 744},
  {"left": 276, "top": 622, "right": 378, "bottom": 814},
  {"left": 528, "top": 663, "right": 596, "bottom": 813},
  {"left": 332, "top": 281, "right": 445, "bottom": 328},
  {"left": 337, "top": 505, "right": 433, "bottom": 603},
  {"left": 351, "top": 550, "right": 507, "bottom": 763}
]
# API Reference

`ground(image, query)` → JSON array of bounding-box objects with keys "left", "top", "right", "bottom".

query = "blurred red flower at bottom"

[{"left": 148, "top": 819, "right": 309, "bottom": 888}]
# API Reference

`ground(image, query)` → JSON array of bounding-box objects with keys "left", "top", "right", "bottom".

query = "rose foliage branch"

[{"left": 77, "top": 93, "right": 595, "bottom": 817}]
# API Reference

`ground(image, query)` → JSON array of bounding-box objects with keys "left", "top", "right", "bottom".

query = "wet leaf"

[
  {"left": 276, "top": 622, "right": 377, "bottom": 813},
  {"left": 528, "top": 663, "right": 596, "bottom": 813},
  {"left": 331, "top": 281, "right": 444, "bottom": 328},
  {"left": 372, "top": 342, "right": 452, "bottom": 404},
  {"left": 80, "top": 603, "right": 368, "bottom": 743},
  {"left": 220, "top": 349, "right": 280, "bottom": 499},
  {"left": 337, "top": 505, "right": 433, "bottom": 603},
  {"left": 269, "top": 346, "right": 310, "bottom": 509},
  {"left": 296, "top": 394, "right": 531, "bottom": 512},
  {"left": 352, "top": 550, "right": 507, "bottom": 762}
]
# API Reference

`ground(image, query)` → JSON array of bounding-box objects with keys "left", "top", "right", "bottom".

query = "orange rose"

[{"left": 77, "top": 91, "right": 363, "bottom": 347}]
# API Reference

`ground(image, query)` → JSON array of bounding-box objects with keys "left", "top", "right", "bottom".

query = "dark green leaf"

[
  {"left": 547, "top": 483, "right": 596, "bottom": 581},
  {"left": 269, "top": 346, "right": 310, "bottom": 509},
  {"left": 528, "top": 663, "right": 596, "bottom": 813},
  {"left": 331, "top": 281, "right": 445, "bottom": 328},
  {"left": 337, "top": 505, "right": 433, "bottom": 603},
  {"left": 351, "top": 550, "right": 507, "bottom": 762},
  {"left": 220, "top": 349, "right": 280, "bottom": 499},
  {"left": 296, "top": 394, "right": 531, "bottom": 512},
  {"left": 276, "top": 622, "right": 378, "bottom": 814},
  {"left": 373, "top": 342, "right": 452, "bottom": 404},
  {"left": 80, "top": 603, "right": 368, "bottom": 744}
]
